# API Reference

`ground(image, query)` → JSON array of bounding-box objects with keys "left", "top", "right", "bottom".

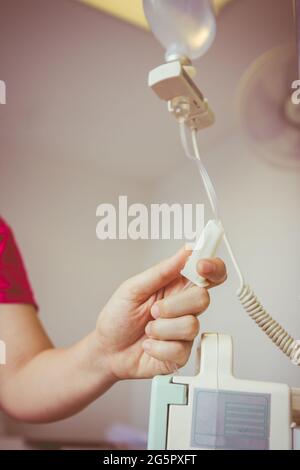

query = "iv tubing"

[{"left": 189, "top": 126, "right": 244, "bottom": 289}]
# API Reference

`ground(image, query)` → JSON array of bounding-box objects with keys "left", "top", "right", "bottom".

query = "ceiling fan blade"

[{"left": 238, "top": 45, "right": 300, "bottom": 169}]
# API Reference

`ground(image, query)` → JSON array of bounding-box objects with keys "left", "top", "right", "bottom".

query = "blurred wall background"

[{"left": 0, "top": 0, "right": 299, "bottom": 445}]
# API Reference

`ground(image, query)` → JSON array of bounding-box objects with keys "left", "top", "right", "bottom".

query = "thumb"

[{"left": 126, "top": 247, "right": 190, "bottom": 300}]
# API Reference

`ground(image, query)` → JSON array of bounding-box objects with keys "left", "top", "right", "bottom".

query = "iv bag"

[{"left": 143, "top": 0, "right": 217, "bottom": 61}]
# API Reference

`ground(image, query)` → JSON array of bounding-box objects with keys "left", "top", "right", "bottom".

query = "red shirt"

[{"left": 0, "top": 217, "right": 37, "bottom": 308}]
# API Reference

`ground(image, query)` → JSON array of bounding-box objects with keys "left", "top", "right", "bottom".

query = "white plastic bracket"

[{"left": 148, "top": 61, "right": 215, "bottom": 131}]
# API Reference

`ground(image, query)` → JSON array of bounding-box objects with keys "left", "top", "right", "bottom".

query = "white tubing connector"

[{"left": 181, "top": 219, "right": 224, "bottom": 287}]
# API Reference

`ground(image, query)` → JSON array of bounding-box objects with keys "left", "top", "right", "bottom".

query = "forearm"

[{"left": 0, "top": 330, "right": 117, "bottom": 423}]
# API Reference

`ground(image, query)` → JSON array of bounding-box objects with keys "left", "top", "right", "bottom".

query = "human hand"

[{"left": 96, "top": 248, "right": 227, "bottom": 381}]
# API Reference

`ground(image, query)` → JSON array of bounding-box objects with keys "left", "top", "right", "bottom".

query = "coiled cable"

[
  {"left": 180, "top": 122, "right": 300, "bottom": 364},
  {"left": 238, "top": 285, "right": 297, "bottom": 358}
]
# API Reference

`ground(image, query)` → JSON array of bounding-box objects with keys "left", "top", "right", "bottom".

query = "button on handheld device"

[{"left": 180, "top": 219, "right": 224, "bottom": 288}]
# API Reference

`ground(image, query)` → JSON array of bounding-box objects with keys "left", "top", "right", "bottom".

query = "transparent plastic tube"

[{"left": 180, "top": 122, "right": 244, "bottom": 287}]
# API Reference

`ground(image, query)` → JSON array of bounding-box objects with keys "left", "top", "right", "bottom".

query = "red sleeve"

[{"left": 0, "top": 217, "right": 38, "bottom": 309}]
